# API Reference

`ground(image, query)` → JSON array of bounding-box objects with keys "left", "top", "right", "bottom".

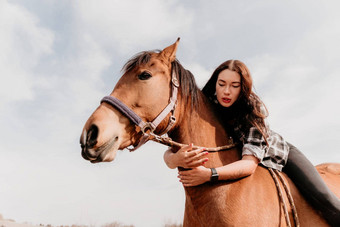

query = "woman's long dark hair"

[{"left": 202, "top": 60, "right": 269, "bottom": 140}]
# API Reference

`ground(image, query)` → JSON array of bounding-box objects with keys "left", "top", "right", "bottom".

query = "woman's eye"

[{"left": 138, "top": 72, "right": 152, "bottom": 80}]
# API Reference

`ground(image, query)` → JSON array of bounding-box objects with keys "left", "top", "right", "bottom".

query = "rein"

[
  {"left": 149, "top": 131, "right": 237, "bottom": 152},
  {"left": 269, "top": 168, "right": 300, "bottom": 227},
  {"left": 101, "top": 70, "right": 237, "bottom": 152}
]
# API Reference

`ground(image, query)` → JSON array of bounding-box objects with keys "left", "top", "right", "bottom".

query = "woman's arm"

[
  {"left": 163, "top": 144, "right": 209, "bottom": 169},
  {"left": 216, "top": 155, "right": 259, "bottom": 180},
  {"left": 178, "top": 155, "right": 259, "bottom": 187}
]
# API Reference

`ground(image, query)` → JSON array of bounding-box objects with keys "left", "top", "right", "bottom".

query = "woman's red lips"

[{"left": 222, "top": 98, "right": 231, "bottom": 103}]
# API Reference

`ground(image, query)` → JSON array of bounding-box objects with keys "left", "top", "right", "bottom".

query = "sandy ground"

[
  {"left": 0, "top": 220, "right": 38, "bottom": 227},
  {"left": 0, "top": 214, "right": 39, "bottom": 227}
]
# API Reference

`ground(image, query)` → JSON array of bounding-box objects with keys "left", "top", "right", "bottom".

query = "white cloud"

[
  {"left": 0, "top": 0, "right": 54, "bottom": 108},
  {"left": 184, "top": 62, "right": 212, "bottom": 89},
  {"left": 74, "top": 0, "right": 193, "bottom": 54}
]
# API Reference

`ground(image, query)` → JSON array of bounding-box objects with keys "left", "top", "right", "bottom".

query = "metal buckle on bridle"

[
  {"left": 169, "top": 115, "right": 176, "bottom": 124},
  {"left": 140, "top": 122, "right": 154, "bottom": 134}
]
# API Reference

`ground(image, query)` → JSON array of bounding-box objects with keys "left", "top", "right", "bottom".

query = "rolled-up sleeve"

[{"left": 242, "top": 127, "right": 267, "bottom": 162}]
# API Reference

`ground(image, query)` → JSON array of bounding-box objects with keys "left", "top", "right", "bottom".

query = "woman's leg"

[{"left": 283, "top": 143, "right": 340, "bottom": 226}]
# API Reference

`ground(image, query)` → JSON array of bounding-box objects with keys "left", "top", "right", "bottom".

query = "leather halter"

[{"left": 101, "top": 70, "right": 179, "bottom": 151}]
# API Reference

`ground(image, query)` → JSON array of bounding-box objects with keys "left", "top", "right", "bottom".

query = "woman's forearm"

[
  {"left": 178, "top": 155, "right": 260, "bottom": 187},
  {"left": 216, "top": 156, "right": 259, "bottom": 180}
]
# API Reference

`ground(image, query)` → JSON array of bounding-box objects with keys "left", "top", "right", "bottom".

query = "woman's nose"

[{"left": 223, "top": 86, "right": 230, "bottom": 94}]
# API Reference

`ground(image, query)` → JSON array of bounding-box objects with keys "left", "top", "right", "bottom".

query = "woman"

[{"left": 163, "top": 60, "right": 340, "bottom": 226}]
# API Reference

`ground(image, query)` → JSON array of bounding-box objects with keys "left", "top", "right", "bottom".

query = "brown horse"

[{"left": 80, "top": 39, "right": 340, "bottom": 226}]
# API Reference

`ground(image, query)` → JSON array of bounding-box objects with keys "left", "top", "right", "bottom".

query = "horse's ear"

[{"left": 159, "top": 37, "right": 180, "bottom": 64}]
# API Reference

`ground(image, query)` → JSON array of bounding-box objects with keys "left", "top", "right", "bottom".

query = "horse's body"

[{"left": 80, "top": 39, "right": 340, "bottom": 226}]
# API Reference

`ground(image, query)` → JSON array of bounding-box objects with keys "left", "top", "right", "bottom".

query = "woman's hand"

[
  {"left": 178, "top": 166, "right": 211, "bottom": 187},
  {"left": 164, "top": 144, "right": 209, "bottom": 169}
]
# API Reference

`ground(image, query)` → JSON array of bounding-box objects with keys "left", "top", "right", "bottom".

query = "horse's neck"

[{"left": 171, "top": 98, "right": 240, "bottom": 166}]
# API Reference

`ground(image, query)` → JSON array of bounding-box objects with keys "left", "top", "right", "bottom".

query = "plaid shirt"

[{"left": 234, "top": 125, "right": 289, "bottom": 171}]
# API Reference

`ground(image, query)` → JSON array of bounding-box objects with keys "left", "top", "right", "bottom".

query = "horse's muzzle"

[
  {"left": 80, "top": 123, "right": 119, "bottom": 163},
  {"left": 80, "top": 124, "right": 101, "bottom": 162}
]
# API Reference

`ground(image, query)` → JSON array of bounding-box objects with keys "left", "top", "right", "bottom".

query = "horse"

[{"left": 80, "top": 39, "right": 340, "bottom": 226}]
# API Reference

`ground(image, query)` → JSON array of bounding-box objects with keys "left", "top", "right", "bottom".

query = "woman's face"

[{"left": 215, "top": 69, "right": 241, "bottom": 108}]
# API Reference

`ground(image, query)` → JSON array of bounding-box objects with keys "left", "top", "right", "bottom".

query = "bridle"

[
  {"left": 101, "top": 70, "right": 179, "bottom": 151},
  {"left": 101, "top": 69, "right": 237, "bottom": 152}
]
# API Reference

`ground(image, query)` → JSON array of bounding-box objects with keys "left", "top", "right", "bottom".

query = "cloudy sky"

[{"left": 1, "top": 0, "right": 339, "bottom": 226}]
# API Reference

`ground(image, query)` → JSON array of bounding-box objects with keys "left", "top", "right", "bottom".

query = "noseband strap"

[
  {"left": 101, "top": 71, "right": 179, "bottom": 151},
  {"left": 101, "top": 96, "right": 144, "bottom": 127}
]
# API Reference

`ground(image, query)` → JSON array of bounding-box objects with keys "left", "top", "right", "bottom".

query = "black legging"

[{"left": 282, "top": 143, "right": 340, "bottom": 226}]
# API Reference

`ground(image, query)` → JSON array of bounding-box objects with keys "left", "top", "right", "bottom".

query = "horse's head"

[{"left": 80, "top": 38, "right": 184, "bottom": 163}]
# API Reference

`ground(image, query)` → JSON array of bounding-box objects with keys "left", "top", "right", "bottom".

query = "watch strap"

[{"left": 210, "top": 168, "right": 219, "bottom": 182}]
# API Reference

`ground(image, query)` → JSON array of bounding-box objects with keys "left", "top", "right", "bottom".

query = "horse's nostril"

[{"left": 87, "top": 124, "right": 99, "bottom": 148}]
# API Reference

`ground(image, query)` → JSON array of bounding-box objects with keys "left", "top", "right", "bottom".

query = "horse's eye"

[{"left": 138, "top": 72, "right": 152, "bottom": 80}]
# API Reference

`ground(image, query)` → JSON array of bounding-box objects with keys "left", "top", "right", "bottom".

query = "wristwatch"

[{"left": 210, "top": 168, "right": 219, "bottom": 182}]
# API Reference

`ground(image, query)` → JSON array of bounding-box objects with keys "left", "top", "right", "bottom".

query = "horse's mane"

[{"left": 122, "top": 51, "right": 202, "bottom": 111}]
